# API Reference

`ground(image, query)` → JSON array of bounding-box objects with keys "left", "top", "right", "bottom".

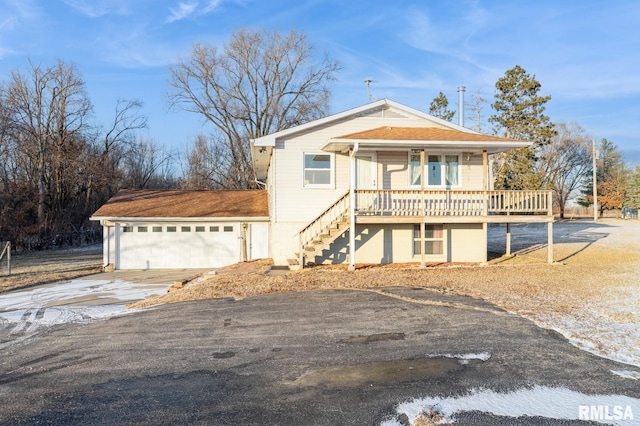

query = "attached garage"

[{"left": 91, "top": 190, "right": 269, "bottom": 270}]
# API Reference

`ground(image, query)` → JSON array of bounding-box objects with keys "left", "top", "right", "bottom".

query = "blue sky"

[{"left": 1, "top": 0, "right": 638, "bottom": 164}]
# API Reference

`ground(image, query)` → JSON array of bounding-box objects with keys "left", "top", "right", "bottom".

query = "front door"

[{"left": 355, "top": 153, "right": 377, "bottom": 189}]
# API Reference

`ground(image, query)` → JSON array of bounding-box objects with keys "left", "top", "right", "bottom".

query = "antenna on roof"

[{"left": 364, "top": 78, "right": 377, "bottom": 102}]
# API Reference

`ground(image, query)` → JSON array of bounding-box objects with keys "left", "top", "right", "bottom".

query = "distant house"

[
  {"left": 92, "top": 99, "right": 554, "bottom": 270},
  {"left": 90, "top": 190, "right": 269, "bottom": 269},
  {"left": 251, "top": 98, "right": 554, "bottom": 269}
]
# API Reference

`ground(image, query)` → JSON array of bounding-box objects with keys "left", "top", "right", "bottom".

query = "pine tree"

[
  {"left": 428, "top": 92, "right": 455, "bottom": 122},
  {"left": 489, "top": 65, "right": 556, "bottom": 190},
  {"left": 624, "top": 166, "right": 640, "bottom": 208}
]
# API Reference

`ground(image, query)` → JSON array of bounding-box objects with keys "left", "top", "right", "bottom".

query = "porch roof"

[{"left": 322, "top": 126, "right": 530, "bottom": 154}]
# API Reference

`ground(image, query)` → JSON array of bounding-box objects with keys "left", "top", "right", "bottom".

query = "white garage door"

[{"left": 118, "top": 223, "right": 240, "bottom": 269}]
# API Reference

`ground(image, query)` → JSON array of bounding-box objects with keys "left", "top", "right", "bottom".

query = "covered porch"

[{"left": 328, "top": 128, "right": 555, "bottom": 269}]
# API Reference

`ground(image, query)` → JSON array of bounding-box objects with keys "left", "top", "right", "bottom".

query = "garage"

[{"left": 91, "top": 190, "right": 269, "bottom": 270}]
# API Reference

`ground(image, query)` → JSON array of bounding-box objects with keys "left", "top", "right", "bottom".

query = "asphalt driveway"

[{"left": 1, "top": 287, "right": 639, "bottom": 425}]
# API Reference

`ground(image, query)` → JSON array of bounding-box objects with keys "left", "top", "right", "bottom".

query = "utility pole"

[{"left": 592, "top": 138, "right": 598, "bottom": 221}]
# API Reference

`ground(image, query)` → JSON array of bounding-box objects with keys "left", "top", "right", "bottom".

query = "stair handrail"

[{"left": 298, "top": 190, "right": 350, "bottom": 253}]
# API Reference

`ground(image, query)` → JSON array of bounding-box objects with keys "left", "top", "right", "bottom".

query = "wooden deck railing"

[{"left": 355, "top": 189, "right": 553, "bottom": 216}]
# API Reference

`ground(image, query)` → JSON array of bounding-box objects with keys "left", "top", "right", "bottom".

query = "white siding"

[{"left": 271, "top": 112, "right": 435, "bottom": 224}]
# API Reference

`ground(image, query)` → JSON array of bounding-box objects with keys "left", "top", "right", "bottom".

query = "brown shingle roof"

[
  {"left": 336, "top": 126, "right": 521, "bottom": 143},
  {"left": 91, "top": 190, "right": 268, "bottom": 219}
]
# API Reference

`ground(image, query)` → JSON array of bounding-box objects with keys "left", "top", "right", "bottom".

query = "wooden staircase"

[{"left": 287, "top": 191, "right": 350, "bottom": 270}]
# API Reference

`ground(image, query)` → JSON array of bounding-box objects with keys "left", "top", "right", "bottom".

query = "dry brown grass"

[
  {"left": 129, "top": 236, "right": 640, "bottom": 318},
  {"left": 0, "top": 246, "right": 102, "bottom": 293}
]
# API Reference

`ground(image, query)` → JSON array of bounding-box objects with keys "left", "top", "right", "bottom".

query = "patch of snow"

[
  {"left": 526, "top": 284, "right": 640, "bottom": 368},
  {"left": 424, "top": 352, "right": 492, "bottom": 362},
  {"left": 612, "top": 370, "right": 640, "bottom": 380},
  {"left": 382, "top": 385, "right": 640, "bottom": 426},
  {"left": 0, "top": 278, "right": 170, "bottom": 339}
]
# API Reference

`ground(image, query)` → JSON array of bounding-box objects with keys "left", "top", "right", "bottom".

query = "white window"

[
  {"left": 303, "top": 152, "right": 334, "bottom": 188},
  {"left": 413, "top": 224, "right": 444, "bottom": 255},
  {"left": 409, "top": 152, "right": 461, "bottom": 187}
]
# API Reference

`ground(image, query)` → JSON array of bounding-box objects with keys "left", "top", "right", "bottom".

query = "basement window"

[{"left": 413, "top": 224, "right": 444, "bottom": 255}]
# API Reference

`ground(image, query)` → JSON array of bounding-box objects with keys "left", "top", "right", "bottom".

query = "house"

[
  {"left": 91, "top": 99, "right": 554, "bottom": 270},
  {"left": 251, "top": 99, "right": 554, "bottom": 270},
  {"left": 90, "top": 190, "right": 269, "bottom": 269}
]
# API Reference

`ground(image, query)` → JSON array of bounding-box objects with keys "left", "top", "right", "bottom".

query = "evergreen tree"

[
  {"left": 489, "top": 65, "right": 556, "bottom": 190},
  {"left": 428, "top": 92, "right": 455, "bottom": 122},
  {"left": 624, "top": 165, "right": 640, "bottom": 209}
]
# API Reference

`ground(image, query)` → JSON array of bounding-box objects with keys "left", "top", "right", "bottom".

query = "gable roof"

[
  {"left": 251, "top": 98, "right": 472, "bottom": 148},
  {"left": 91, "top": 190, "right": 268, "bottom": 220}
]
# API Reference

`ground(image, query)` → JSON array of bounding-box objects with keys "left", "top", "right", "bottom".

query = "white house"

[
  {"left": 91, "top": 190, "right": 269, "bottom": 270},
  {"left": 91, "top": 99, "right": 554, "bottom": 270},
  {"left": 251, "top": 99, "right": 554, "bottom": 269}
]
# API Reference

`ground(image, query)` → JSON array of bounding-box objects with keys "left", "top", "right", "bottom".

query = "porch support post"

[
  {"left": 420, "top": 149, "right": 425, "bottom": 268},
  {"left": 348, "top": 144, "right": 358, "bottom": 270},
  {"left": 547, "top": 221, "right": 554, "bottom": 264},
  {"left": 505, "top": 223, "right": 511, "bottom": 256}
]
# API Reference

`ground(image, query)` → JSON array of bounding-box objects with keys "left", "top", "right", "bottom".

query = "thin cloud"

[
  {"left": 64, "top": 0, "right": 132, "bottom": 18},
  {"left": 166, "top": 2, "right": 199, "bottom": 23},
  {"left": 0, "top": 0, "right": 38, "bottom": 30},
  {"left": 202, "top": 0, "right": 222, "bottom": 14}
]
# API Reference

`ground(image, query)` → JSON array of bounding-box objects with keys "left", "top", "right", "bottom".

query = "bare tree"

[
  {"left": 84, "top": 99, "right": 148, "bottom": 213},
  {"left": 121, "top": 139, "right": 177, "bottom": 189},
  {"left": 5, "top": 60, "right": 93, "bottom": 230},
  {"left": 168, "top": 28, "right": 340, "bottom": 188},
  {"left": 538, "top": 122, "right": 591, "bottom": 218}
]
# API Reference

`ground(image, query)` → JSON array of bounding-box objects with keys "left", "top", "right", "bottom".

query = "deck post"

[
  {"left": 547, "top": 221, "right": 554, "bottom": 264},
  {"left": 348, "top": 144, "right": 358, "bottom": 270},
  {"left": 505, "top": 223, "right": 511, "bottom": 256},
  {"left": 420, "top": 149, "right": 425, "bottom": 268}
]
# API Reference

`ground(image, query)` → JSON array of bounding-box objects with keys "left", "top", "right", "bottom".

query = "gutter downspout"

[{"left": 348, "top": 143, "right": 359, "bottom": 270}]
